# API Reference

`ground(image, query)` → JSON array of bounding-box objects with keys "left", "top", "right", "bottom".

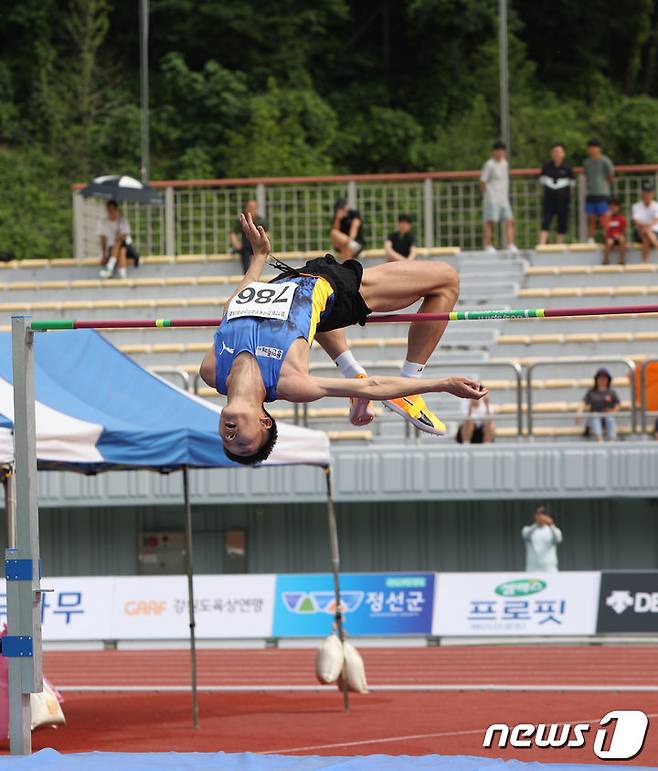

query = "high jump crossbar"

[{"left": 25, "top": 303, "right": 658, "bottom": 330}]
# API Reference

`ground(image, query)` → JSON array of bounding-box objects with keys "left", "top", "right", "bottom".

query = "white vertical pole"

[
  {"left": 7, "top": 316, "right": 43, "bottom": 754},
  {"left": 347, "top": 181, "right": 357, "bottom": 210},
  {"left": 578, "top": 173, "right": 587, "bottom": 242},
  {"left": 256, "top": 183, "right": 267, "bottom": 223},
  {"left": 165, "top": 186, "right": 175, "bottom": 257},
  {"left": 72, "top": 192, "right": 84, "bottom": 263},
  {"left": 423, "top": 178, "right": 434, "bottom": 249}
]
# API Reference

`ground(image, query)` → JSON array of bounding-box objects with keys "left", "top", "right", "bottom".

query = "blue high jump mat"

[{"left": 0, "top": 751, "right": 655, "bottom": 770}]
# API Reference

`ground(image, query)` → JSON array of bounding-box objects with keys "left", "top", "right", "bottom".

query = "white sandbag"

[
  {"left": 315, "top": 634, "right": 344, "bottom": 684},
  {"left": 31, "top": 679, "right": 66, "bottom": 730},
  {"left": 338, "top": 640, "right": 368, "bottom": 694}
]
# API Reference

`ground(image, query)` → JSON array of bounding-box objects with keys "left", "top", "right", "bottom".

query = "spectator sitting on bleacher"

[
  {"left": 632, "top": 180, "right": 658, "bottom": 263},
  {"left": 538, "top": 143, "right": 574, "bottom": 245},
  {"left": 331, "top": 198, "right": 364, "bottom": 260},
  {"left": 98, "top": 200, "right": 136, "bottom": 280},
  {"left": 456, "top": 394, "right": 495, "bottom": 443},
  {"left": 603, "top": 198, "right": 627, "bottom": 265},
  {"left": 577, "top": 368, "right": 620, "bottom": 442},
  {"left": 385, "top": 214, "right": 416, "bottom": 262},
  {"left": 231, "top": 199, "right": 269, "bottom": 274}
]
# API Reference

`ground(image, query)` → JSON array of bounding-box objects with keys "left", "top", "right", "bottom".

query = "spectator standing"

[
  {"left": 631, "top": 180, "right": 658, "bottom": 263},
  {"left": 385, "top": 214, "right": 416, "bottom": 262},
  {"left": 457, "top": 395, "right": 495, "bottom": 443},
  {"left": 577, "top": 368, "right": 621, "bottom": 442},
  {"left": 583, "top": 139, "right": 614, "bottom": 243},
  {"left": 230, "top": 199, "right": 269, "bottom": 274},
  {"left": 98, "top": 200, "right": 132, "bottom": 280},
  {"left": 522, "top": 505, "right": 563, "bottom": 573},
  {"left": 480, "top": 141, "right": 518, "bottom": 254},
  {"left": 603, "top": 198, "right": 627, "bottom": 265},
  {"left": 330, "top": 198, "right": 364, "bottom": 260},
  {"left": 538, "top": 143, "right": 575, "bottom": 245}
]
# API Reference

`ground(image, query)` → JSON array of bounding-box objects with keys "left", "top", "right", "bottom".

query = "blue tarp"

[
  {"left": 0, "top": 329, "right": 329, "bottom": 472},
  {"left": 1, "top": 750, "right": 653, "bottom": 770}
]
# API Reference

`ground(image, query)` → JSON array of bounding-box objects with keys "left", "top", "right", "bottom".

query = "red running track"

[
  {"left": 42, "top": 645, "right": 658, "bottom": 689},
  {"left": 1, "top": 646, "right": 656, "bottom": 765}
]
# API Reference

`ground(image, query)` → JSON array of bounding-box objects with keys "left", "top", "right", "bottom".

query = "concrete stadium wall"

[{"left": 2, "top": 497, "right": 655, "bottom": 576}]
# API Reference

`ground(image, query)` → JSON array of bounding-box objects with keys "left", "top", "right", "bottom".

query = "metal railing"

[
  {"left": 526, "top": 357, "right": 638, "bottom": 438},
  {"left": 72, "top": 165, "right": 658, "bottom": 260},
  {"left": 178, "top": 356, "right": 658, "bottom": 441}
]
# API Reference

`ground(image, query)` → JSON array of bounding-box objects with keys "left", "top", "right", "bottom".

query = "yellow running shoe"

[
  {"left": 349, "top": 373, "right": 375, "bottom": 426},
  {"left": 383, "top": 394, "right": 447, "bottom": 436}
]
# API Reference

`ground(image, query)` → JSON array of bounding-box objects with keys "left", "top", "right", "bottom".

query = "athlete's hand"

[
  {"left": 240, "top": 212, "right": 271, "bottom": 257},
  {"left": 443, "top": 376, "right": 488, "bottom": 400}
]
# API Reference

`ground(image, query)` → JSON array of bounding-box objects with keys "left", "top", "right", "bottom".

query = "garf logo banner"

[
  {"left": 483, "top": 710, "right": 650, "bottom": 761},
  {"left": 432, "top": 572, "right": 600, "bottom": 636},
  {"left": 597, "top": 571, "right": 658, "bottom": 633}
]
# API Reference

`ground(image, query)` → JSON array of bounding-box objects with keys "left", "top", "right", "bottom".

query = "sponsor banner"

[
  {"left": 112, "top": 575, "right": 275, "bottom": 639},
  {"left": 0, "top": 575, "right": 275, "bottom": 640},
  {"left": 272, "top": 572, "right": 434, "bottom": 637},
  {"left": 432, "top": 572, "right": 601, "bottom": 636},
  {"left": 597, "top": 571, "right": 658, "bottom": 633},
  {"left": 0, "top": 577, "right": 114, "bottom": 641}
]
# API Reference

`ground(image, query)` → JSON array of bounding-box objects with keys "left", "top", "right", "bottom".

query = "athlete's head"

[{"left": 220, "top": 404, "right": 278, "bottom": 465}]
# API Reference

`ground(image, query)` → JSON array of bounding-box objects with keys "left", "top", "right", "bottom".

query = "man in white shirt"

[
  {"left": 480, "top": 141, "right": 518, "bottom": 254},
  {"left": 521, "top": 504, "right": 563, "bottom": 572},
  {"left": 98, "top": 200, "right": 132, "bottom": 279},
  {"left": 631, "top": 180, "right": 658, "bottom": 263}
]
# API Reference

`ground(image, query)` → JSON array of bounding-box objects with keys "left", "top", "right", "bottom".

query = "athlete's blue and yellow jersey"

[{"left": 214, "top": 276, "right": 334, "bottom": 401}]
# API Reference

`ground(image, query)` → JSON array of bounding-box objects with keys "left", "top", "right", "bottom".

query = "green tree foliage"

[{"left": 3, "top": 0, "right": 658, "bottom": 257}]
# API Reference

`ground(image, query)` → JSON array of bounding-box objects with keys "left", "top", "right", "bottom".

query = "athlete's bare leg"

[{"left": 359, "top": 260, "right": 459, "bottom": 365}]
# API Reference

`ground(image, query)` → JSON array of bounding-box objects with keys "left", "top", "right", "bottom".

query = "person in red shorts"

[{"left": 603, "top": 198, "right": 627, "bottom": 265}]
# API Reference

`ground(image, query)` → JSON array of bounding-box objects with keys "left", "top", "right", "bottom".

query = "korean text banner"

[
  {"left": 111, "top": 575, "right": 275, "bottom": 639},
  {"left": 0, "top": 575, "right": 275, "bottom": 640},
  {"left": 432, "top": 572, "right": 601, "bottom": 636},
  {"left": 272, "top": 572, "right": 434, "bottom": 637}
]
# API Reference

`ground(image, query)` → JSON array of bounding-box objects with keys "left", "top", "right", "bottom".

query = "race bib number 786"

[{"left": 226, "top": 281, "right": 298, "bottom": 322}]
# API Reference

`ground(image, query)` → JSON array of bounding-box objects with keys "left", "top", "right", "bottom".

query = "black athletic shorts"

[
  {"left": 272, "top": 254, "right": 371, "bottom": 332},
  {"left": 542, "top": 198, "right": 570, "bottom": 234}
]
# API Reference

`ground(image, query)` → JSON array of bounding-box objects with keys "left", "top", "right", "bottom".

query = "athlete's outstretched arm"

[
  {"left": 314, "top": 374, "right": 487, "bottom": 401},
  {"left": 278, "top": 373, "right": 487, "bottom": 403}
]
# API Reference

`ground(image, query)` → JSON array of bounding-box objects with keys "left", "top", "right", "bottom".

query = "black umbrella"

[{"left": 80, "top": 175, "right": 162, "bottom": 205}]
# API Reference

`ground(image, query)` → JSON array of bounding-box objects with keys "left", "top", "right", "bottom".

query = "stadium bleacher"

[{"left": 2, "top": 244, "right": 655, "bottom": 443}]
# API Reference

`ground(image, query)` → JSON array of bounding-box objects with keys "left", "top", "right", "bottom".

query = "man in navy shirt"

[
  {"left": 538, "top": 143, "right": 575, "bottom": 245},
  {"left": 385, "top": 214, "right": 416, "bottom": 261}
]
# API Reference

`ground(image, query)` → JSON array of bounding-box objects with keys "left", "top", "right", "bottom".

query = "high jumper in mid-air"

[{"left": 199, "top": 212, "right": 487, "bottom": 465}]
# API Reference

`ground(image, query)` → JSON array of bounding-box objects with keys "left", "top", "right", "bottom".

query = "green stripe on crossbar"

[
  {"left": 449, "top": 309, "right": 544, "bottom": 320},
  {"left": 30, "top": 320, "right": 75, "bottom": 331}
]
